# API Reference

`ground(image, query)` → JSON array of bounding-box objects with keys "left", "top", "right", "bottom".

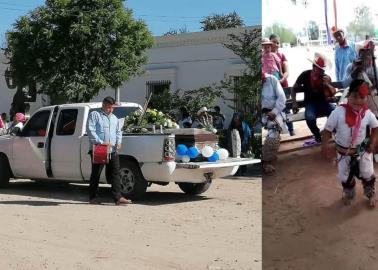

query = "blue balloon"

[
  {"left": 187, "top": 147, "right": 199, "bottom": 159},
  {"left": 176, "top": 144, "right": 188, "bottom": 156},
  {"left": 208, "top": 152, "right": 219, "bottom": 162}
]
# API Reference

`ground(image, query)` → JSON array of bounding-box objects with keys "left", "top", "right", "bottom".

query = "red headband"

[{"left": 358, "top": 83, "right": 369, "bottom": 98}]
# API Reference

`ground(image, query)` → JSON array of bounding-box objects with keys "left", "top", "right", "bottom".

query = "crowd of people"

[
  {"left": 0, "top": 112, "right": 26, "bottom": 135},
  {"left": 178, "top": 106, "right": 252, "bottom": 175},
  {"left": 262, "top": 28, "right": 378, "bottom": 206}
]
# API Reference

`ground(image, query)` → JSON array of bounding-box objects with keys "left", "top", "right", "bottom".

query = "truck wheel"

[
  {"left": 0, "top": 155, "right": 11, "bottom": 188},
  {"left": 178, "top": 180, "right": 212, "bottom": 195},
  {"left": 119, "top": 160, "right": 147, "bottom": 200}
]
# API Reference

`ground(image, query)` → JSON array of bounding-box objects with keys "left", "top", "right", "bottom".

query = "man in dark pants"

[
  {"left": 292, "top": 53, "right": 336, "bottom": 144},
  {"left": 87, "top": 96, "right": 131, "bottom": 205}
]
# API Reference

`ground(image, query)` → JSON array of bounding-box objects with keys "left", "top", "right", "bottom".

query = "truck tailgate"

[{"left": 175, "top": 158, "right": 261, "bottom": 169}]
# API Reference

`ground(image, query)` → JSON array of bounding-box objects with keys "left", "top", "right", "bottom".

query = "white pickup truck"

[{"left": 0, "top": 102, "right": 260, "bottom": 199}]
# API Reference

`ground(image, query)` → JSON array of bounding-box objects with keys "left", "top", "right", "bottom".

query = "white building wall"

[{"left": 0, "top": 26, "right": 255, "bottom": 126}]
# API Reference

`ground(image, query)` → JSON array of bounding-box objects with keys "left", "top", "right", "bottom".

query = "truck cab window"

[
  {"left": 21, "top": 110, "right": 51, "bottom": 137},
  {"left": 56, "top": 109, "right": 78, "bottom": 136}
]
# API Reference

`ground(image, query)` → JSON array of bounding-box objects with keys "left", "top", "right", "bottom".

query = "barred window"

[
  {"left": 233, "top": 76, "right": 243, "bottom": 112},
  {"left": 146, "top": 80, "right": 171, "bottom": 98}
]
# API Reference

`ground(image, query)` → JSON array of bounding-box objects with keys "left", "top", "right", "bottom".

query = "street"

[{"left": 0, "top": 172, "right": 261, "bottom": 270}]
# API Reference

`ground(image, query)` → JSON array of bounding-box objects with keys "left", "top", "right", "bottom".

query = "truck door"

[
  {"left": 12, "top": 109, "right": 52, "bottom": 179},
  {"left": 50, "top": 107, "right": 83, "bottom": 180}
]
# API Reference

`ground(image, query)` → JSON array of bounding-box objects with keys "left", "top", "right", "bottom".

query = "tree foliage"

[
  {"left": 263, "top": 23, "right": 296, "bottom": 45},
  {"left": 307, "top": 20, "right": 319, "bottom": 40},
  {"left": 4, "top": 0, "right": 154, "bottom": 103},
  {"left": 163, "top": 26, "right": 189, "bottom": 36},
  {"left": 218, "top": 27, "right": 261, "bottom": 129},
  {"left": 148, "top": 87, "right": 223, "bottom": 121},
  {"left": 346, "top": 5, "right": 375, "bottom": 41},
  {"left": 200, "top": 12, "right": 244, "bottom": 31}
]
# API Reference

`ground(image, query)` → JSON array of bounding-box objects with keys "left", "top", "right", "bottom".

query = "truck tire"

[
  {"left": 178, "top": 180, "right": 212, "bottom": 195},
  {"left": 0, "top": 155, "right": 11, "bottom": 188},
  {"left": 119, "top": 159, "right": 147, "bottom": 200}
]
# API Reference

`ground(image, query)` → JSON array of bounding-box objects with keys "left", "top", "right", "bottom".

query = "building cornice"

[{"left": 153, "top": 25, "right": 260, "bottom": 48}]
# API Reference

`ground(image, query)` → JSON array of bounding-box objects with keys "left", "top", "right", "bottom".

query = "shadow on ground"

[{"left": 0, "top": 179, "right": 211, "bottom": 206}]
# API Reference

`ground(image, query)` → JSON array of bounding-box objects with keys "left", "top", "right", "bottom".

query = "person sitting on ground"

[
  {"left": 261, "top": 37, "right": 282, "bottom": 80},
  {"left": 262, "top": 73, "right": 287, "bottom": 174},
  {"left": 191, "top": 107, "right": 213, "bottom": 129},
  {"left": 291, "top": 53, "right": 336, "bottom": 145},
  {"left": 8, "top": 112, "right": 26, "bottom": 135},
  {"left": 322, "top": 79, "right": 378, "bottom": 207}
]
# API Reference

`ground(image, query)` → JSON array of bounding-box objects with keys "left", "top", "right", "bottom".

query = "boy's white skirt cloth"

[
  {"left": 262, "top": 113, "right": 287, "bottom": 162},
  {"left": 337, "top": 152, "right": 375, "bottom": 182}
]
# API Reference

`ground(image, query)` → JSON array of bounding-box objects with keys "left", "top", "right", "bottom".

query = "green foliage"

[
  {"left": 307, "top": 21, "right": 319, "bottom": 40},
  {"left": 216, "top": 28, "right": 261, "bottom": 128},
  {"left": 264, "top": 23, "right": 296, "bottom": 45},
  {"left": 347, "top": 5, "right": 375, "bottom": 41},
  {"left": 4, "top": 0, "right": 154, "bottom": 102},
  {"left": 248, "top": 134, "right": 262, "bottom": 159},
  {"left": 148, "top": 87, "right": 223, "bottom": 120},
  {"left": 200, "top": 11, "right": 244, "bottom": 31},
  {"left": 163, "top": 26, "right": 189, "bottom": 36}
]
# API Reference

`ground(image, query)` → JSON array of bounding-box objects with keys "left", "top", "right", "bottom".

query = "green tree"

[
  {"left": 4, "top": 0, "right": 154, "bottom": 104},
  {"left": 346, "top": 5, "right": 375, "bottom": 41},
  {"left": 200, "top": 11, "right": 244, "bottom": 31},
  {"left": 215, "top": 27, "right": 260, "bottom": 157},
  {"left": 307, "top": 21, "right": 319, "bottom": 40},
  {"left": 263, "top": 23, "right": 296, "bottom": 45},
  {"left": 148, "top": 87, "right": 223, "bottom": 120}
]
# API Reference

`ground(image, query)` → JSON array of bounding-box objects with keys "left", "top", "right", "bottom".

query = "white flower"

[
  {"left": 158, "top": 111, "right": 164, "bottom": 116},
  {"left": 212, "top": 128, "right": 217, "bottom": 134},
  {"left": 167, "top": 119, "right": 172, "bottom": 128},
  {"left": 173, "top": 123, "right": 180, "bottom": 129}
]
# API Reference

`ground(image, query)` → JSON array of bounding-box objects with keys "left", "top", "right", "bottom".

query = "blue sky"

[{"left": 0, "top": 0, "right": 261, "bottom": 43}]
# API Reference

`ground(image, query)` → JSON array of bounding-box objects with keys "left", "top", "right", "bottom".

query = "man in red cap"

[
  {"left": 291, "top": 53, "right": 336, "bottom": 144},
  {"left": 332, "top": 28, "right": 357, "bottom": 82},
  {"left": 322, "top": 79, "right": 378, "bottom": 207}
]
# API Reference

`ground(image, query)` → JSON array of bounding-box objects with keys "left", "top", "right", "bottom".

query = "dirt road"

[
  {"left": 263, "top": 147, "right": 378, "bottom": 270},
  {"left": 0, "top": 176, "right": 261, "bottom": 270}
]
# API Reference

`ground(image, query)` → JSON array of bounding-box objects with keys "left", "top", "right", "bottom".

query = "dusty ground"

[
  {"left": 263, "top": 146, "right": 378, "bottom": 270},
  {"left": 0, "top": 173, "right": 261, "bottom": 270}
]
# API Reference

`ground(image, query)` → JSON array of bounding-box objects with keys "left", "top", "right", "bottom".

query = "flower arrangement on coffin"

[{"left": 124, "top": 108, "right": 179, "bottom": 133}]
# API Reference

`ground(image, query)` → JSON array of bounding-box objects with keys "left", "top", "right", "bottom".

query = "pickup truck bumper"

[{"left": 141, "top": 158, "right": 261, "bottom": 183}]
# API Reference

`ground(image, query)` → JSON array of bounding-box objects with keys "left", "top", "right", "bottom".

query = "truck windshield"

[{"left": 89, "top": 106, "right": 139, "bottom": 119}]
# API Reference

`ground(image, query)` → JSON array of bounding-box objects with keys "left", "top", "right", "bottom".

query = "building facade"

[{"left": 0, "top": 26, "right": 257, "bottom": 126}]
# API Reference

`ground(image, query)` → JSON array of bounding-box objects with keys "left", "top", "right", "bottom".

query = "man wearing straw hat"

[
  {"left": 291, "top": 53, "right": 336, "bottom": 145},
  {"left": 343, "top": 40, "right": 378, "bottom": 117},
  {"left": 332, "top": 27, "right": 357, "bottom": 82}
]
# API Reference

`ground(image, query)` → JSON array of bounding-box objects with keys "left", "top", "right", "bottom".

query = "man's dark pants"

[
  {"left": 305, "top": 101, "right": 335, "bottom": 142},
  {"left": 89, "top": 152, "right": 122, "bottom": 201}
]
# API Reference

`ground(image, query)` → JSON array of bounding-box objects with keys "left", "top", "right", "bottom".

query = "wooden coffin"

[{"left": 167, "top": 128, "right": 218, "bottom": 150}]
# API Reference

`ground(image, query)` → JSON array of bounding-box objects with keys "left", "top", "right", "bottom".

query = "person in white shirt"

[
  {"left": 262, "top": 73, "right": 287, "bottom": 174},
  {"left": 322, "top": 79, "right": 378, "bottom": 207}
]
